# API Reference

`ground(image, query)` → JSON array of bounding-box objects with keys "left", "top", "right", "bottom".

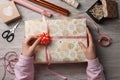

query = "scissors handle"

[
  {"left": 2, "top": 30, "right": 14, "bottom": 42},
  {"left": 2, "top": 30, "right": 10, "bottom": 38},
  {"left": 6, "top": 33, "right": 14, "bottom": 42}
]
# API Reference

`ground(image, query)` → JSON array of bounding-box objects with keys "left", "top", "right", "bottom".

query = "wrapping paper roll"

[{"left": 13, "top": 0, "right": 52, "bottom": 17}]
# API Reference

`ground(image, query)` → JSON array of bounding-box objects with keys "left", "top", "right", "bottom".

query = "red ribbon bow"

[{"left": 38, "top": 32, "right": 51, "bottom": 45}]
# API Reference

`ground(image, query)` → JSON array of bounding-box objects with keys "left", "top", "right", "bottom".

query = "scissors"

[{"left": 2, "top": 22, "right": 20, "bottom": 42}]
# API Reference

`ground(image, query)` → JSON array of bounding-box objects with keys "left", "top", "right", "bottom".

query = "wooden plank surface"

[{"left": 0, "top": 0, "right": 120, "bottom": 80}]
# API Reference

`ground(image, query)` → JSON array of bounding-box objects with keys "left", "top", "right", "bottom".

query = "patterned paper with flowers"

[{"left": 25, "top": 19, "right": 87, "bottom": 63}]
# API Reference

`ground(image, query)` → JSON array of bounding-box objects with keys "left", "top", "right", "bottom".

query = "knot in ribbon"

[{"left": 38, "top": 32, "right": 51, "bottom": 45}]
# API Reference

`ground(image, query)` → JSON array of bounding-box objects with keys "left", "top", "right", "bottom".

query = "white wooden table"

[{"left": 0, "top": 0, "right": 120, "bottom": 80}]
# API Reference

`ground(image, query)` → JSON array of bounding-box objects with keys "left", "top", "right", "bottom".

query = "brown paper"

[{"left": 102, "top": 0, "right": 118, "bottom": 18}]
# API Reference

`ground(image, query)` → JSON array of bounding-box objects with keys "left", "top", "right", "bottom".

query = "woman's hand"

[
  {"left": 79, "top": 28, "right": 96, "bottom": 60},
  {"left": 22, "top": 36, "right": 40, "bottom": 57}
]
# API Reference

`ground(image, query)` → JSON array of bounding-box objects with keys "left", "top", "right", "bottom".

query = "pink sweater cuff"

[
  {"left": 87, "top": 58, "right": 101, "bottom": 68},
  {"left": 19, "top": 55, "right": 34, "bottom": 65}
]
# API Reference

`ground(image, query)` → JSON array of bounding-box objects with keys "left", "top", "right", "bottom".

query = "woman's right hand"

[{"left": 22, "top": 36, "right": 40, "bottom": 57}]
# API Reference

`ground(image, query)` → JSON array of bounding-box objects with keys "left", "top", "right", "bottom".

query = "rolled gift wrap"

[{"left": 12, "top": 0, "right": 52, "bottom": 17}]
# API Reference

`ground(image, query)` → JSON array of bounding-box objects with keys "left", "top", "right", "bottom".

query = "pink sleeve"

[
  {"left": 87, "top": 58, "right": 105, "bottom": 80},
  {"left": 14, "top": 55, "right": 34, "bottom": 80}
]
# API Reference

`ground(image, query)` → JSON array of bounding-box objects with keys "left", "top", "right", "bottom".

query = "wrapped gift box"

[{"left": 25, "top": 19, "right": 87, "bottom": 63}]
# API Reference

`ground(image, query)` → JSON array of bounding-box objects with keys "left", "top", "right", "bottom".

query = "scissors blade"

[
  {"left": 14, "top": 21, "right": 21, "bottom": 29},
  {"left": 11, "top": 21, "right": 21, "bottom": 32}
]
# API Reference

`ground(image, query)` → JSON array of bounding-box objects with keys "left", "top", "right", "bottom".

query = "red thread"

[{"left": 0, "top": 51, "right": 18, "bottom": 80}]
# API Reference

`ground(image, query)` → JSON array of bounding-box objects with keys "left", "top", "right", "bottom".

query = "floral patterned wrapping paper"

[{"left": 25, "top": 19, "right": 87, "bottom": 63}]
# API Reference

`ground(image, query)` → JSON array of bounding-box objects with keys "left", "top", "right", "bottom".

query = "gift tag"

[{"left": 0, "top": 1, "right": 21, "bottom": 24}]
